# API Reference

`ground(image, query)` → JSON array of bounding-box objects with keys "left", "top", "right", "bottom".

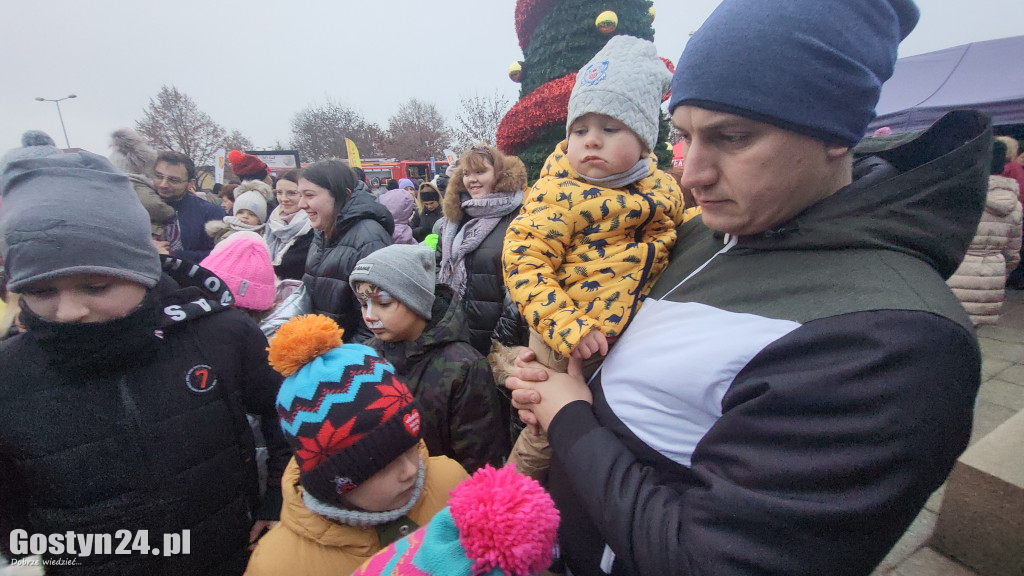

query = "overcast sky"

[{"left": 4, "top": 0, "right": 1022, "bottom": 157}]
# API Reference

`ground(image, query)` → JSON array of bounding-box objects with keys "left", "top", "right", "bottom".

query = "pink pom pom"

[
  {"left": 448, "top": 465, "right": 559, "bottom": 576},
  {"left": 228, "top": 149, "right": 244, "bottom": 164}
]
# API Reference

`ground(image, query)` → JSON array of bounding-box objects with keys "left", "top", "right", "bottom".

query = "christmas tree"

[{"left": 496, "top": 0, "right": 674, "bottom": 181}]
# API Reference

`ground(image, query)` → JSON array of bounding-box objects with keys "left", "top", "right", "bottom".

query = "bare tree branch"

[
  {"left": 381, "top": 99, "right": 453, "bottom": 160},
  {"left": 290, "top": 99, "right": 383, "bottom": 162},
  {"left": 135, "top": 85, "right": 226, "bottom": 167},
  {"left": 453, "top": 90, "right": 512, "bottom": 151}
]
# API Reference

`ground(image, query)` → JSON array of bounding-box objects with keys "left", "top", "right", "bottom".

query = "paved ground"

[{"left": 871, "top": 288, "right": 1024, "bottom": 576}]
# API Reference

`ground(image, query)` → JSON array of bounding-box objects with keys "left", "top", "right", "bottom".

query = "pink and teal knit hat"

[{"left": 353, "top": 465, "right": 560, "bottom": 576}]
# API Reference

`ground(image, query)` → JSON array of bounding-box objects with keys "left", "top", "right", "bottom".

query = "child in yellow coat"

[{"left": 246, "top": 315, "right": 467, "bottom": 576}]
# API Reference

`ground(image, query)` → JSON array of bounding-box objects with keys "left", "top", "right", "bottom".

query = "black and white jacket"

[{"left": 545, "top": 111, "right": 991, "bottom": 576}]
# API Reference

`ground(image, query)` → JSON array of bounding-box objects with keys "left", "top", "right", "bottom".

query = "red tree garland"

[{"left": 515, "top": 0, "right": 561, "bottom": 51}]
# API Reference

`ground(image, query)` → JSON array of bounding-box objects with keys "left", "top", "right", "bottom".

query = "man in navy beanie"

[{"left": 506, "top": 1, "right": 993, "bottom": 574}]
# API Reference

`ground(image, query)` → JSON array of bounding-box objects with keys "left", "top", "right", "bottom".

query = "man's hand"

[
  {"left": 507, "top": 352, "right": 592, "bottom": 432},
  {"left": 152, "top": 239, "right": 170, "bottom": 255},
  {"left": 572, "top": 329, "right": 609, "bottom": 360}
]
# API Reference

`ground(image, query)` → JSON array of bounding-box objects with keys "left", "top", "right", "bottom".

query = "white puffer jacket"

[{"left": 947, "top": 175, "right": 1023, "bottom": 325}]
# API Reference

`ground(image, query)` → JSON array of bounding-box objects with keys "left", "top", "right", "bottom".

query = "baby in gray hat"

[
  {"left": 502, "top": 35, "right": 688, "bottom": 480},
  {"left": 504, "top": 35, "right": 687, "bottom": 371}
]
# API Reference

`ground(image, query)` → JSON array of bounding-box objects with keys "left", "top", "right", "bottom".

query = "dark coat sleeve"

[
  {"left": 547, "top": 310, "right": 981, "bottom": 576},
  {"left": 447, "top": 352, "right": 510, "bottom": 472},
  {"left": 234, "top": 320, "right": 289, "bottom": 520}
]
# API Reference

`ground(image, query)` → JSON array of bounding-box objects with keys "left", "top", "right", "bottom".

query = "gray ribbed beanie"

[
  {"left": 567, "top": 35, "right": 671, "bottom": 152},
  {"left": 349, "top": 244, "right": 436, "bottom": 321},
  {"left": 0, "top": 148, "right": 162, "bottom": 291}
]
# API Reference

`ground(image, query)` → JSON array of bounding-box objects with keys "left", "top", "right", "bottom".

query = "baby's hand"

[{"left": 571, "top": 329, "right": 609, "bottom": 360}]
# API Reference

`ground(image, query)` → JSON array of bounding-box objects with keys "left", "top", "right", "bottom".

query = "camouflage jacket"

[
  {"left": 503, "top": 141, "right": 686, "bottom": 357},
  {"left": 369, "top": 285, "right": 508, "bottom": 472}
]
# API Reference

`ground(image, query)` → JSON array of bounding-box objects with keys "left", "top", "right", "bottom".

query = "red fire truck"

[{"left": 359, "top": 159, "right": 450, "bottom": 184}]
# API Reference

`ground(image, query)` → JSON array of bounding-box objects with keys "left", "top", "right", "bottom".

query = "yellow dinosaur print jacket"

[{"left": 503, "top": 141, "right": 689, "bottom": 357}]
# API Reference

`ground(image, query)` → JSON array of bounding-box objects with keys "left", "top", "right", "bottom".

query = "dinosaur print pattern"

[{"left": 502, "top": 140, "right": 686, "bottom": 357}]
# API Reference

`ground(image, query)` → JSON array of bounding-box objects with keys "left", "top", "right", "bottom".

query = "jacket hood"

[
  {"left": 985, "top": 175, "right": 1021, "bottom": 218},
  {"left": 155, "top": 255, "right": 236, "bottom": 328},
  {"left": 333, "top": 189, "right": 395, "bottom": 240},
  {"left": 375, "top": 285, "right": 469, "bottom": 374},
  {"left": 738, "top": 110, "right": 991, "bottom": 280},
  {"left": 379, "top": 188, "right": 415, "bottom": 222},
  {"left": 443, "top": 155, "right": 528, "bottom": 222},
  {"left": 108, "top": 127, "right": 157, "bottom": 176}
]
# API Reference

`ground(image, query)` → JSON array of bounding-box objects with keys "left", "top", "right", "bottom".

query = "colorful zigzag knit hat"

[
  {"left": 353, "top": 465, "right": 560, "bottom": 576},
  {"left": 269, "top": 314, "right": 423, "bottom": 505}
]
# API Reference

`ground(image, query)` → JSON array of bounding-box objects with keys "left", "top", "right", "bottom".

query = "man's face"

[
  {"left": 672, "top": 106, "right": 849, "bottom": 237},
  {"left": 153, "top": 161, "right": 192, "bottom": 202}
]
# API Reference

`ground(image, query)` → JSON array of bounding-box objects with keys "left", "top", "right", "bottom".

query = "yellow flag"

[{"left": 345, "top": 138, "right": 361, "bottom": 168}]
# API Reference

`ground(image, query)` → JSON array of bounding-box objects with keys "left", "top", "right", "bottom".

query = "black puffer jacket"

[
  {"left": 303, "top": 190, "right": 394, "bottom": 342},
  {"left": 370, "top": 286, "right": 509, "bottom": 473},
  {"left": 0, "top": 256, "right": 289, "bottom": 575}
]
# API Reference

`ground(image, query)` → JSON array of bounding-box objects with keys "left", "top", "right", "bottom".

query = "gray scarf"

[
  {"left": 438, "top": 189, "right": 524, "bottom": 298},
  {"left": 577, "top": 157, "right": 651, "bottom": 189},
  {"left": 264, "top": 206, "right": 312, "bottom": 265}
]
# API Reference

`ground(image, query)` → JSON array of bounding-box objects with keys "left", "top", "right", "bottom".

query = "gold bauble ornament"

[
  {"left": 595, "top": 10, "right": 618, "bottom": 34},
  {"left": 649, "top": 6, "right": 656, "bottom": 21},
  {"left": 508, "top": 61, "right": 523, "bottom": 83}
]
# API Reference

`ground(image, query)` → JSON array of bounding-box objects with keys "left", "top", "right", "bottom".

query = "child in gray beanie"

[
  {"left": 501, "top": 35, "right": 690, "bottom": 480},
  {"left": 0, "top": 143, "right": 291, "bottom": 575},
  {"left": 349, "top": 244, "right": 509, "bottom": 473}
]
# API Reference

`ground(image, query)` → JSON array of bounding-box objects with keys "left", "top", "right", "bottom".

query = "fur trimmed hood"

[
  {"left": 442, "top": 154, "right": 528, "bottom": 222},
  {"left": 108, "top": 127, "right": 157, "bottom": 176},
  {"left": 234, "top": 179, "right": 275, "bottom": 203}
]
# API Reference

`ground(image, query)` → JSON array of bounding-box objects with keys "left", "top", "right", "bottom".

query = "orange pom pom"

[
  {"left": 267, "top": 315, "right": 345, "bottom": 377},
  {"left": 227, "top": 149, "right": 244, "bottom": 164}
]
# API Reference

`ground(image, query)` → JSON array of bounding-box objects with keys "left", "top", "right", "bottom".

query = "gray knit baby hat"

[{"left": 566, "top": 35, "right": 672, "bottom": 152}]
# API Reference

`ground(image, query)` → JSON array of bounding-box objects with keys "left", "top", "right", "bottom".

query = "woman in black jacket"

[
  {"left": 298, "top": 160, "right": 394, "bottom": 342},
  {"left": 438, "top": 144, "right": 528, "bottom": 356}
]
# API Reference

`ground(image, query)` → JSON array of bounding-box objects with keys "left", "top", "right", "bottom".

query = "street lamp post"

[{"left": 34, "top": 94, "right": 77, "bottom": 149}]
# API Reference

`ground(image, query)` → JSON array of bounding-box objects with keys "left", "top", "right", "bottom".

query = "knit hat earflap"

[
  {"left": 0, "top": 148, "right": 161, "bottom": 292},
  {"left": 669, "top": 0, "right": 920, "bottom": 146},
  {"left": 228, "top": 149, "right": 269, "bottom": 180},
  {"left": 352, "top": 465, "right": 560, "bottom": 576},
  {"left": 349, "top": 244, "right": 436, "bottom": 320},
  {"left": 199, "top": 231, "right": 276, "bottom": 311},
  {"left": 567, "top": 35, "right": 672, "bottom": 152},
  {"left": 270, "top": 315, "right": 423, "bottom": 504}
]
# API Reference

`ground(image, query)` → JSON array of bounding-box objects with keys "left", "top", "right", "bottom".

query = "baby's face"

[
  {"left": 235, "top": 209, "right": 261, "bottom": 226},
  {"left": 567, "top": 113, "right": 646, "bottom": 179}
]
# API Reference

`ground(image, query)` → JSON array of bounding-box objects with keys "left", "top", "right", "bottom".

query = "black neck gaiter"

[{"left": 20, "top": 293, "right": 162, "bottom": 375}]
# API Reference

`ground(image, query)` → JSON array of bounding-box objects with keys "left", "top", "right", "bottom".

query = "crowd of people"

[{"left": 0, "top": 0, "right": 1019, "bottom": 575}]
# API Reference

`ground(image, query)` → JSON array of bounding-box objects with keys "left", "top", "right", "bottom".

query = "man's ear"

[{"left": 188, "top": 179, "right": 198, "bottom": 193}]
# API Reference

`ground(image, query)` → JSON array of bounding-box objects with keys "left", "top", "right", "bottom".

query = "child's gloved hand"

[{"left": 571, "top": 329, "right": 609, "bottom": 360}]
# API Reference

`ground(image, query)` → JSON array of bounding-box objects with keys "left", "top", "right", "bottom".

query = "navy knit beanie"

[{"left": 669, "top": 0, "right": 919, "bottom": 146}]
